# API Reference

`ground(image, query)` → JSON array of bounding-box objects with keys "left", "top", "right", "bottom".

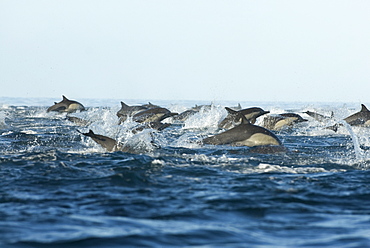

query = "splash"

[
  {"left": 339, "top": 120, "right": 365, "bottom": 163},
  {"left": 0, "top": 111, "right": 8, "bottom": 129},
  {"left": 183, "top": 105, "right": 225, "bottom": 130}
]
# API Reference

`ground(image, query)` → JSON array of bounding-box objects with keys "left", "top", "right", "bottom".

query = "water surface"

[{"left": 1, "top": 98, "right": 370, "bottom": 247}]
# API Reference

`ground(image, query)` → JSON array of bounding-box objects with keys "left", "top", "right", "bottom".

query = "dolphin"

[
  {"left": 343, "top": 104, "right": 370, "bottom": 126},
  {"left": 79, "top": 129, "right": 159, "bottom": 153},
  {"left": 218, "top": 107, "right": 269, "bottom": 129},
  {"left": 131, "top": 107, "right": 178, "bottom": 123},
  {"left": 262, "top": 113, "right": 308, "bottom": 131},
  {"left": 141, "top": 102, "right": 161, "bottom": 109},
  {"left": 116, "top": 101, "right": 148, "bottom": 118},
  {"left": 131, "top": 121, "right": 171, "bottom": 134},
  {"left": 47, "top": 95, "right": 85, "bottom": 113},
  {"left": 66, "top": 116, "right": 91, "bottom": 126},
  {"left": 78, "top": 129, "right": 122, "bottom": 152},
  {"left": 326, "top": 104, "right": 370, "bottom": 132},
  {"left": 173, "top": 109, "right": 198, "bottom": 122},
  {"left": 229, "top": 103, "right": 242, "bottom": 111},
  {"left": 203, "top": 115, "right": 282, "bottom": 147},
  {"left": 191, "top": 103, "right": 214, "bottom": 111},
  {"left": 303, "top": 111, "right": 333, "bottom": 122},
  {"left": 173, "top": 103, "right": 216, "bottom": 122}
]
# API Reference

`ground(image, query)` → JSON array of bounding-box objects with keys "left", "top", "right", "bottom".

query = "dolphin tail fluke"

[{"left": 77, "top": 129, "right": 95, "bottom": 137}]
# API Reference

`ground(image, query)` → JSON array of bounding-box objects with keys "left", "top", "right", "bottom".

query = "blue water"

[{"left": 1, "top": 98, "right": 370, "bottom": 247}]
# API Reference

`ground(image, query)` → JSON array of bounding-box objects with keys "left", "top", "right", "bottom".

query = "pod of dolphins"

[{"left": 47, "top": 95, "right": 370, "bottom": 154}]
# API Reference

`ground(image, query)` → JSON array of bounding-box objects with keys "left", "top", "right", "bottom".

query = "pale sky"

[{"left": 1, "top": 1, "right": 369, "bottom": 103}]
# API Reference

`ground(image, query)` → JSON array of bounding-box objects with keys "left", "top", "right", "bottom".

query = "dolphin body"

[
  {"left": 47, "top": 95, "right": 85, "bottom": 113},
  {"left": 303, "top": 111, "right": 333, "bottom": 122},
  {"left": 66, "top": 116, "right": 91, "bottom": 126},
  {"left": 79, "top": 129, "right": 160, "bottom": 153},
  {"left": 116, "top": 101, "right": 148, "bottom": 118},
  {"left": 79, "top": 130, "right": 122, "bottom": 152},
  {"left": 117, "top": 101, "right": 177, "bottom": 124},
  {"left": 218, "top": 107, "right": 269, "bottom": 129},
  {"left": 131, "top": 121, "right": 171, "bottom": 134},
  {"left": 132, "top": 107, "right": 177, "bottom": 123},
  {"left": 173, "top": 109, "right": 198, "bottom": 122},
  {"left": 262, "top": 113, "right": 308, "bottom": 131},
  {"left": 343, "top": 104, "right": 370, "bottom": 126},
  {"left": 317, "top": 104, "right": 370, "bottom": 132},
  {"left": 173, "top": 103, "right": 216, "bottom": 122},
  {"left": 203, "top": 115, "right": 282, "bottom": 147},
  {"left": 229, "top": 103, "right": 242, "bottom": 111}
]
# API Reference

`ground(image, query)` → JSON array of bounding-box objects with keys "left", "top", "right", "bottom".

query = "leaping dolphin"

[
  {"left": 78, "top": 130, "right": 122, "bottom": 152},
  {"left": 203, "top": 114, "right": 282, "bottom": 147},
  {"left": 343, "top": 104, "right": 370, "bottom": 126},
  {"left": 173, "top": 103, "right": 217, "bottom": 122},
  {"left": 131, "top": 121, "right": 171, "bottom": 134},
  {"left": 79, "top": 129, "right": 160, "bottom": 153},
  {"left": 218, "top": 107, "right": 269, "bottom": 129},
  {"left": 116, "top": 101, "right": 148, "bottom": 118},
  {"left": 303, "top": 111, "right": 333, "bottom": 122},
  {"left": 132, "top": 108, "right": 178, "bottom": 123},
  {"left": 117, "top": 101, "right": 177, "bottom": 124},
  {"left": 326, "top": 104, "right": 370, "bottom": 132},
  {"left": 47, "top": 95, "right": 85, "bottom": 113},
  {"left": 66, "top": 116, "right": 91, "bottom": 126}
]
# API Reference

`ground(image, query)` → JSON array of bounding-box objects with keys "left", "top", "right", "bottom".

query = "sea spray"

[
  {"left": 183, "top": 105, "right": 225, "bottom": 130},
  {"left": 0, "top": 111, "right": 8, "bottom": 129},
  {"left": 339, "top": 120, "right": 364, "bottom": 162}
]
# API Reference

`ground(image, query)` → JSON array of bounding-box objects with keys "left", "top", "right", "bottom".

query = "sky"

[{"left": 1, "top": 1, "right": 369, "bottom": 103}]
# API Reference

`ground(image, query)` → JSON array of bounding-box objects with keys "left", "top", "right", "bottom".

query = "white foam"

[
  {"left": 21, "top": 130, "right": 38, "bottom": 135},
  {"left": 0, "top": 111, "right": 8, "bottom": 129},
  {"left": 183, "top": 105, "right": 225, "bottom": 130},
  {"left": 241, "top": 163, "right": 346, "bottom": 174}
]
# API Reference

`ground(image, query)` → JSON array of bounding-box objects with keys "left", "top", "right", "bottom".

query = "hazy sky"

[{"left": 1, "top": 1, "right": 369, "bottom": 103}]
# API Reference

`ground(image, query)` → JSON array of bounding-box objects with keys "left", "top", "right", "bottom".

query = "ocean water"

[{"left": 1, "top": 97, "right": 370, "bottom": 248}]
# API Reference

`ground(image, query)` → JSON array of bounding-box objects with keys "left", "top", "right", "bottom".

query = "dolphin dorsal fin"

[
  {"left": 361, "top": 104, "right": 369, "bottom": 112},
  {"left": 121, "top": 101, "right": 129, "bottom": 108},
  {"left": 62, "top": 95, "right": 68, "bottom": 101},
  {"left": 225, "top": 107, "right": 238, "bottom": 115}
]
